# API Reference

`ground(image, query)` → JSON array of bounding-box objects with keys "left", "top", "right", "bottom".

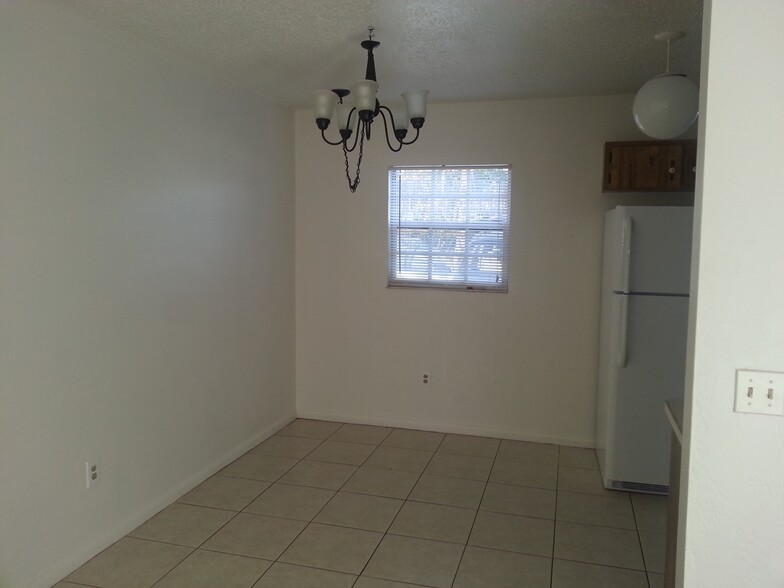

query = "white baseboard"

[
  {"left": 26, "top": 411, "right": 296, "bottom": 588},
  {"left": 295, "top": 409, "right": 595, "bottom": 448}
]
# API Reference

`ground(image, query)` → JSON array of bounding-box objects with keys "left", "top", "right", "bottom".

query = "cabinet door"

[
  {"left": 665, "top": 144, "right": 684, "bottom": 190},
  {"left": 633, "top": 144, "right": 669, "bottom": 190},
  {"left": 603, "top": 140, "right": 697, "bottom": 192},
  {"left": 682, "top": 141, "right": 697, "bottom": 190},
  {"left": 603, "top": 145, "right": 626, "bottom": 190}
]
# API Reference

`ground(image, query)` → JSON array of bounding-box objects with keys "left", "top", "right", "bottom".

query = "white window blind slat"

[{"left": 388, "top": 165, "right": 511, "bottom": 291}]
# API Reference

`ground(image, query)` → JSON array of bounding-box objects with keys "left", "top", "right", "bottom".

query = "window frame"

[{"left": 387, "top": 164, "right": 512, "bottom": 293}]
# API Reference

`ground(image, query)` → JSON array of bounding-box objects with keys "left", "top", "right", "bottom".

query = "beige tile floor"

[{"left": 57, "top": 419, "right": 667, "bottom": 588}]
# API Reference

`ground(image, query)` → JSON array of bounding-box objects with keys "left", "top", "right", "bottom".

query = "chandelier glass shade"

[
  {"left": 313, "top": 28, "right": 429, "bottom": 192},
  {"left": 632, "top": 32, "right": 699, "bottom": 140}
]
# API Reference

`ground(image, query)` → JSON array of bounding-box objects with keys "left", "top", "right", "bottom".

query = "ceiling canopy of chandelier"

[{"left": 313, "top": 28, "right": 429, "bottom": 192}]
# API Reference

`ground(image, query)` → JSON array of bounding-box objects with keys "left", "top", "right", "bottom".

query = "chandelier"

[{"left": 313, "top": 28, "right": 429, "bottom": 192}]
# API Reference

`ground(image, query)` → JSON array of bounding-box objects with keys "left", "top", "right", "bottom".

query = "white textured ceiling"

[{"left": 51, "top": 0, "right": 703, "bottom": 108}]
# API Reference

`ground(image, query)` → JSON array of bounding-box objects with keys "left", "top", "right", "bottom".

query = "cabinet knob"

[{"left": 668, "top": 167, "right": 676, "bottom": 174}]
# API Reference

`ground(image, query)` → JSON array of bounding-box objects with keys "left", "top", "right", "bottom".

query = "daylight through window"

[{"left": 388, "top": 165, "right": 511, "bottom": 291}]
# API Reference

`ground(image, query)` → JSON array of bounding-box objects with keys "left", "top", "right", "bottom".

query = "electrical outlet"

[
  {"left": 734, "top": 369, "right": 784, "bottom": 416},
  {"left": 85, "top": 460, "right": 100, "bottom": 488},
  {"left": 421, "top": 371, "right": 430, "bottom": 386}
]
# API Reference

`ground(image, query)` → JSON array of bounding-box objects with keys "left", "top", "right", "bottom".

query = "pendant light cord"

[{"left": 665, "top": 39, "right": 671, "bottom": 74}]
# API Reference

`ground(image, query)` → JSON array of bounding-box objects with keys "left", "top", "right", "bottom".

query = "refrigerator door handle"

[
  {"left": 621, "top": 216, "right": 632, "bottom": 294},
  {"left": 618, "top": 295, "right": 629, "bottom": 368}
]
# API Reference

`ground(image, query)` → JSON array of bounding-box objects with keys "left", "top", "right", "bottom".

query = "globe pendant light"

[
  {"left": 633, "top": 32, "right": 699, "bottom": 140},
  {"left": 312, "top": 28, "right": 429, "bottom": 192}
]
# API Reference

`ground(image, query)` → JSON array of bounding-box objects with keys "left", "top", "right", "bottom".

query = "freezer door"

[
  {"left": 611, "top": 293, "right": 689, "bottom": 489},
  {"left": 624, "top": 207, "right": 693, "bottom": 295}
]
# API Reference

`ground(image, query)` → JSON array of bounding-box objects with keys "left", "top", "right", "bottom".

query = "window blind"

[{"left": 388, "top": 165, "right": 511, "bottom": 291}]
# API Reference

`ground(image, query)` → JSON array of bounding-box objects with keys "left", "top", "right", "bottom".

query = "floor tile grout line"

[
  {"left": 253, "top": 421, "right": 380, "bottom": 584},
  {"left": 176, "top": 482, "right": 272, "bottom": 512},
  {"left": 302, "top": 439, "right": 381, "bottom": 468},
  {"left": 630, "top": 492, "right": 656, "bottom": 587},
  {"left": 249, "top": 559, "right": 361, "bottom": 584},
  {"left": 552, "top": 554, "right": 650, "bottom": 573},
  {"left": 189, "top": 513, "right": 652, "bottom": 578},
  {"left": 350, "top": 426, "right": 448, "bottom": 584},
  {"left": 375, "top": 433, "right": 491, "bottom": 584},
  {"left": 194, "top": 544, "right": 273, "bottom": 561},
  {"left": 156, "top": 462, "right": 291, "bottom": 584},
  {"left": 447, "top": 438, "right": 498, "bottom": 588},
  {"left": 112, "top": 533, "right": 661, "bottom": 587},
  {"left": 143, "top": 542, "right": 194, "bottom": 588},
  {"left": 327, "top": 421, "right": 395, "bottom": 447},
  {"left": 256, "top": 469, "right": 342, "bottom": 581},
  {"left": 143, "top": 442, "right": 299, "bottom": 537},
  {"left": 551, "top": 519, "right": 639, "bottom": 531},
  {"left": 552, "top": 498, "right": 641, "bottom": 532},
  {"left": 204, "top": 431, "right": 328, "bottom": 585},
  {"left": 534, "top": 478, "right": 625, "bottom": 498},
  {"left": 129, "top": 481, "right": 250, "bottom": 588},
  {"left": 550, "top": 443, "right": 561, "bottom": 588},
  {"left": 404, "top": 428, "right": 445, "bottom": 500},
  {"left": 265, "top": 422, "right": 418, "bottom": 583},
  {"left": 484, "top": 478, "right": 556, "bottom": 491}
]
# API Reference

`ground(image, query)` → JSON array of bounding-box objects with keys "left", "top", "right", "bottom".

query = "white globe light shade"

[{"left": 633, "top": 74, "right": 699, "bottom": 139}]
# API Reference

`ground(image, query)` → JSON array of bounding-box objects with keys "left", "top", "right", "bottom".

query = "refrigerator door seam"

[{"left": 614, "top": 291, "right": 690, "bottom": 297}]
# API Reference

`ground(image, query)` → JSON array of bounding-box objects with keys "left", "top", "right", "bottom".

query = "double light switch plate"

[{"left": 734, "top": 369, "right": 784, "bottom": 416}]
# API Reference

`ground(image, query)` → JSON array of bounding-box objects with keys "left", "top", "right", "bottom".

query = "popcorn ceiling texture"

[{"left": 51, "top": 0, "right": 702, "bottom": 107}]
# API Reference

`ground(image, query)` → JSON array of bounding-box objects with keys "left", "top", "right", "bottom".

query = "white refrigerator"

[{"left": 596, "top": 206, "right": 693, "bottom": 494}]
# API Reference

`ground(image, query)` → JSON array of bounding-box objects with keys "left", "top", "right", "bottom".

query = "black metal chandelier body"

[{"left": 313, "top": 29, "right": 429, "bottom": 192}]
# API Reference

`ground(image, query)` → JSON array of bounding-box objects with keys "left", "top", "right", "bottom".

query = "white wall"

[
  {"left": 295, "top": 96, "right": 688, "bottom": 445},
  {"left": 680, "top": 1, "right": 784, "bottom": 586},
  {"left": 0, "top": 3, "right": 295, "bottom": 587}
]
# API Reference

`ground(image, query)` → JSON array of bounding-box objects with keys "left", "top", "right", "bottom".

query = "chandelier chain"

[{"left": 344, "top": 129, "right": 365, "bottom": 192}]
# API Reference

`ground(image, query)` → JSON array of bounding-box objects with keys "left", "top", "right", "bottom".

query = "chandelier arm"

[
  {"left": 377, "top": 107, "right": 404, "bottom": 152},
  {"left": 400, "top": 127, "right": 421, "bottom": 146},
  {"left": 320, "top": 129, "right": 346, "bottom": 146}
]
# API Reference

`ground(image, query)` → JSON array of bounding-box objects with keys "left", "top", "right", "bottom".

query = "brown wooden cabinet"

[{"left": 603, "top": 140, "right": 697, "bottom": 192}]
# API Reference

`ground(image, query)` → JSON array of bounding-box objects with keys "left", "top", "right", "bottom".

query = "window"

[{"left": 388, "top": 165, "right": 511, "bottom": 291}]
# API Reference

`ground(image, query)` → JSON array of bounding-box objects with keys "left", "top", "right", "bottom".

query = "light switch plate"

[
  {"left": 85, "top": 459, "right": 100, "bottom": 488},
  {"left": 734, "top": 369, "right": 784, "bottom": 416}
]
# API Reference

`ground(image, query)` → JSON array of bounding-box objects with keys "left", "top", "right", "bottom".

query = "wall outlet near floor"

[
  {"left": 421, "top": 371, "right": 431, "bottom": 386},
  {"left": 85, "top": 460, "right": 100, "bottom": 488},
  {"left": 734, "top": 369, "right": 784, "bottom": 416}
]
